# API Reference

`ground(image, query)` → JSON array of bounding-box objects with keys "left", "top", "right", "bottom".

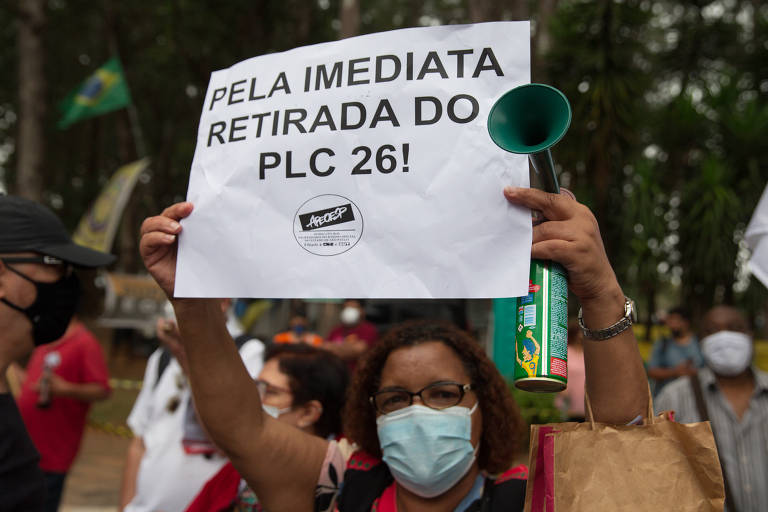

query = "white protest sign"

[
  {"left": 746, "top": 183, "right": 768, "bottom": 289},
  {"left": 176, "top": 22, "right": 532, "bottom": 298}
]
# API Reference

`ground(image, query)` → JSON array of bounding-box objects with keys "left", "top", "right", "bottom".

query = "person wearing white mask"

[
  {"left": 185, "top": 344, "right": 349, "bottom": 512},
  {"left": 120, "top": 299, "right": 264, "bottom": 512},
  {"left": 656, "top": 305, "right": 768, "bottom": 512},
  {"left": 324, "top": 299, "right": 379, "bottom": 370}
]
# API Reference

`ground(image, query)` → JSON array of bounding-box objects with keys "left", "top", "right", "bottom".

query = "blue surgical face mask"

[{"left": 376, "top": 403, "right": 479, "bottom": 498}]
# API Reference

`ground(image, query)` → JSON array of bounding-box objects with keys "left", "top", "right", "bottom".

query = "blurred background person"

[
  {"left": 185, "top": 343, "right": 349, "bottom": 511},
  {"left": 554, "top": 323, "right": 586, "bottom": 422},
  {"left": 647, "top": 306, "right": 703, "bottom": 395},
  {"left": 655, "top": 305, "right": 768, "bottom": 512},
  {"left": 323, "top": 299, "right": 379, "bottom": 371},
  {"left": 120, "top": 299, "right": 264, "bottom": 512},
  {"left": 14, "top": 312, "right": 111, "bottom": 512},
  {"left": 0, "top": 195, "right": 114, "bottom": 512},
  {"left": 273, "top": 313, "right": 323, "bottom": 346}
]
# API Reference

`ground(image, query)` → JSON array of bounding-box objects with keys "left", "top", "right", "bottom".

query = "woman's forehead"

[
  {"left": 258, "top": 358, "right": 290, "bottom": 388},
  {"left": 378, "top": 341, "right": 470, "bottom": 389}
]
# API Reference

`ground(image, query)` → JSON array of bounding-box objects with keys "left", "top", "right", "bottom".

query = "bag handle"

[
  {"left": 584, "top": 384, "right": 654, "bottom": 429},
  {"left": 690, "top": 374, "right": 739, "bottom": 512}
]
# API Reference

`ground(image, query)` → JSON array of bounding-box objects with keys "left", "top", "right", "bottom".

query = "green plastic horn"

[{"left": 487, "top": 83, "right": 571, "bottom": 194}]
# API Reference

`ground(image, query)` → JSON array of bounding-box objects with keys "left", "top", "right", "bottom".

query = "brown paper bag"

[{"left": 524, "top": 393, "right": 725, "bottom": 511}]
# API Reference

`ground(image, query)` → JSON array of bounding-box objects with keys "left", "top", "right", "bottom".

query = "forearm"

[
  {"left": 580, "top": 284, "right": 648, "bottom": 424},
  {"left": 646, "top": 366, "right": 679, "bottom": 380},
  {"left": 172, "top": 298, "right": 327, "bottom": 510},
  {"left": 172, "top": 299, "right": 264, "bottom": 455},
  {"left": 119, "top": 436, "right": 145, "bottom": 509},
  {"left": 58, "top": 382, "right": 111, "bottom": 402}
]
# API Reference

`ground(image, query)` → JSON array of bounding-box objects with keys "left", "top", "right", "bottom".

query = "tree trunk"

[
  {"left": 404, "top": 0, "right": 424, "bottom": 28},
  {"left": 16, "top": 0, "right": 47, "bottom": 201},
  {"left": 507, "top": 0, "right": 529, "bottom": 21},
  {"left": 339, "top": 0, "right": 360, "bottom": 39},
  {"left": 289, "top": 0, "right": 313, "bottom": 45},
  {"left": 469, "top": 0, "right": 498, "bottom": 22},
  {"left": 534, "top": 0, "right": 559, "bottom": 54},
  {"left": 644, "top": 283, "right": 656, "bottom": 342}
]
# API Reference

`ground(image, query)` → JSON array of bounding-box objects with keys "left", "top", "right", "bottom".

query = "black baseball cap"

[{"left": 0, "top": 195, "right": 115, "bottom": 267}]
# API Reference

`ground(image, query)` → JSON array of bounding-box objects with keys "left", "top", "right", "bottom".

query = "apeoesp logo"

[{"left": 299, "top": 204, "right": 354, "bottom": 231}]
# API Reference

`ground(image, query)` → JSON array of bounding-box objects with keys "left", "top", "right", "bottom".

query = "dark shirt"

[{"left": 0, "top": 393, "right": 45, "bottom": 511}]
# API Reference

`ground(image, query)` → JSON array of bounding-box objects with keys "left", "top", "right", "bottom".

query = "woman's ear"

[{"left": 297, "top": 400, "right": 323, "bottom": 430}]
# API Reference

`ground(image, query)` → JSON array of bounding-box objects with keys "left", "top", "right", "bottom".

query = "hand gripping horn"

[{"left": 487, "top": 83, "right": 571, "bottom": 194}]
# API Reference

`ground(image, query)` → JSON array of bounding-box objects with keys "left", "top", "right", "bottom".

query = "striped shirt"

[{"left": 655, "top": 367, "right": 768, "bottom": 512}]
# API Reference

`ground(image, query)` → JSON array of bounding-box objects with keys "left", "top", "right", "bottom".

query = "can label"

[{"left": 513, "top": 259, "right": 568, "bottom": 391}]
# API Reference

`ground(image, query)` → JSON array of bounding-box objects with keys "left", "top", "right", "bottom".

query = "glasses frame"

[
  {"left": 369, "top": 381, "right": 472, "bottom": 414},
  {"left": 0, "top": 256, "right": 64, "bottom": 266},
  {"left": 255, "top": 379, "right": 293, "bottom": 399}
]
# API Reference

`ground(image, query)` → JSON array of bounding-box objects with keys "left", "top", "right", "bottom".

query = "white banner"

[
  {"left": 176, "top": 22, "right": 532, "bottom": 298},
  {"left": 746, "top": 183, "right": 768, "bottom": 289}
]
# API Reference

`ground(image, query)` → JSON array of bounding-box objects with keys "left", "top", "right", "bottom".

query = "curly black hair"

[{"left": 343, "top": 320, "right": 524, "bottom": 474}]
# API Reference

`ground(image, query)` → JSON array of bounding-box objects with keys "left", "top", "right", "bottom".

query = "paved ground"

[{"left": 60, "top": 428, "right": 130, "bottom": 512}]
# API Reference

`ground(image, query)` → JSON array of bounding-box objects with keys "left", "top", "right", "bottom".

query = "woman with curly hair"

[{"left": 139, "top": 187, "right": 649, "bottom": 511}]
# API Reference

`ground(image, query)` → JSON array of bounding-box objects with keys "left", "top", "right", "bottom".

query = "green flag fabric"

[
  {"left": 58, "top": 57, "right": 132, "bottom": 129},
  {"left": 491, "top": 298, "right": 519, "bottom": 378}
]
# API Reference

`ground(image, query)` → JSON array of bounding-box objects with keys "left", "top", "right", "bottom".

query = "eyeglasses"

[
  {"left": 0, "top": 256, "right": 72, "bottom": 277},
  {"left": 370, "top": 381, "right": 472, "bottom": 414},
  {"left": 0, "top": 255, "right": 64, "bottom": 266},
  {"left": 255, "top": 379, "right": 292, "bottom": 399}
]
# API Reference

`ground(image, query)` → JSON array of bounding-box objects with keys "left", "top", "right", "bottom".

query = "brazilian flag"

[{"left": 58, "top": 57, "right": 132, "bottom": 129}]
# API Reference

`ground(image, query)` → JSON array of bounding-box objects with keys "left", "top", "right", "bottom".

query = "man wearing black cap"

[{"left": 0, "top": 195, "right": 114, "bottom": 511}]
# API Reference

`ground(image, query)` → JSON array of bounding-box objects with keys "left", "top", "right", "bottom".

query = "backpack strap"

[
  {"left": 233, "top": 333, "right": 253, "bottom": 350},
  {"left": 690, "top": 374, "right": 738, "bottom": 512},
  {"left": 155, "top": 334, "right": 254, "bottom": 390},
  {"left": 154, "top": 348, "right": 172, "bottom": 389}
]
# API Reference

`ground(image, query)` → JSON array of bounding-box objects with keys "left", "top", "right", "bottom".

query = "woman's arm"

[
  {"left": 504, "top": 187, "right": 648, "bottom": 424},
  {"left": 119, "top": 436, "right": 145, "bottom": 511},
  {"left": 140, "top": 203, "right": 329, "bottom": 511}
]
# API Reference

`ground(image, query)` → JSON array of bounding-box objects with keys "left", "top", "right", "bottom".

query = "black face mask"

[
  {"left": 1, "top": 266, "right": 80, "bottom": 346},
  {"left": 670, "top": 328, "right": 684, "bottom": 339}
]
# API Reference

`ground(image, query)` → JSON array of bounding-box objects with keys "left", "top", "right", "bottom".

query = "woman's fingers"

[
  {"left": 161, "top": 202, "right": 194, "bottom": 221},
  {"left": 139, "top": 202, "right": 193, "bottom": 236},
  {"left": 140, "top": 216, "right": 181, "bottom": 238},
  {"left": 139, "top": 231, "right": 177, "bottom": 255},
  {"left": 503, "top": 186, "right": 577, "bottom": 222},
  {"left": 530, "top": 239, "right": 572, "bottom": 262},
  {"left": 532, "top": 220, "right": 580, "bottom": 244}
]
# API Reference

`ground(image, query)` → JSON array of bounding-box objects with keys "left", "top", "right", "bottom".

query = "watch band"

[{"left": 578, "top": 297, "right": 636, "bottom": 341}]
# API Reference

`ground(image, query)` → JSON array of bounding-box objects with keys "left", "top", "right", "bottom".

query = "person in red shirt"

[
  {"left": 16, "top": 316, "right": 111, "bottom": 512},
  {"left": 323, "top": 299, "right": 379, "bottom": 370}
]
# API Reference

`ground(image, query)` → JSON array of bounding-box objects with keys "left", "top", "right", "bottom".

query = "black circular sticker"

[{"left": 293, "top": 195, "right": 363, "bottom": 256}]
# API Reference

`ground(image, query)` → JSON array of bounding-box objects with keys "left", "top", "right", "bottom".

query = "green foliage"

[
  {"left": 2, "top": 0, "right": 768, "bottom": 321},
  {"left": 510, "top": 384, "right": 563, "bottom": 425}
]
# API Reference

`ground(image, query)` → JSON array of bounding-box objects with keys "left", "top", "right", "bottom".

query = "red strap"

[
  {"left": 495, "top": 463, "right": 529, "bottom": 484},
  {"left": 185, "top": 462, "right": 241, "bottom": 512}
]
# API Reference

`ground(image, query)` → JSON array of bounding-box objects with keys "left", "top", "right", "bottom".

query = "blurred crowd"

[{"left": 2, "top": 194, "right": 766, "bottom": 512}]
